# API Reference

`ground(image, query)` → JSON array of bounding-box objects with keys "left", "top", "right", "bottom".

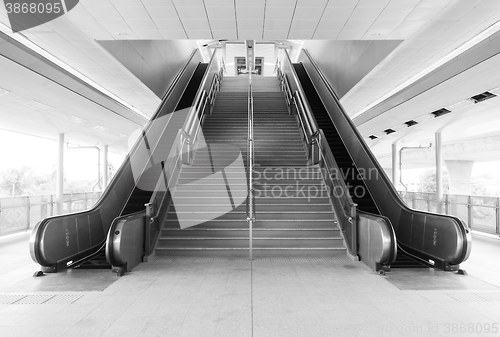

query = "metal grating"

[
  {"left": 477, "top": 292, "right": 500, "bottom": 301},
  {"left": 447, "top": 293, "right": 485, "bottom": 302},
  {"left": 0, "top": 294, "right": 83, "bottom": 305},
  {"left": 0, "top": 295, "right": 27, "bottom": 304},
  {"left": 420, "top": 292, "right": 500, "bottom": 302},
  {"left": 15, "top": 295, "right": 55, "bottom": 304},
  {"left": 43, "top": 294, "right": 83, "bottom": 304}
]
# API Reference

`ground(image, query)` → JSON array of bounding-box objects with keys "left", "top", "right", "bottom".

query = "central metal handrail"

[{"left": 247, "top": 73, "right": 255, "bottom": 260}]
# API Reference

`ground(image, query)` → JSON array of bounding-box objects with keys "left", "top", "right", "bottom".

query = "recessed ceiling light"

[
  {"left": 370, "top": 32, "right": 381, "bottom": 37},
  {"left": 384, "top": 129, "right": 396, "bottom": 135},
  {"left": 116, "top": 133, "right": 126, "bottom": 138},
  {"left": 404, "top": 120, "right": 418, "bottom": 127},
  {"left": 118, "top": 32, "right": 128, "bottom": 36},
  {"left": 93, "top": 126, "right": 109, "bottom": 132},
  {"left": 470, "top": 91, "right": 496, "bottom": 103},
  {"left": 369, "top": 135, "right": 378, "bottom": 140},
  {"left": 431, "top": 108, "right": 451, "bottom": 117},
  {"left": 0, "top": 88, "right": 9, "bottom": 96},
  {"left": 25, "top": 101, "right": 54, "bottom": 112}
]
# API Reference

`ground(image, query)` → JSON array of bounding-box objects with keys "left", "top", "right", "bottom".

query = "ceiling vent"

[
  {"left": 470, "top": 91, "right": 496, "bottom": 103},
  {"left": 384, "top": 129, "right": 396, "bottom": 135},
  {"left": 431, "top": 108, "right": 451, "bottom": 117},
  {"left": 369, "top": 135, "right": 378, "bottom": 140},
  {"left": 404, "top": 120, "right": 418, "bottom": 127}
]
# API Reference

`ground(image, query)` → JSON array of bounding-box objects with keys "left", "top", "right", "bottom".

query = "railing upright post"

[
  {"left": 468, "top": 195, "right": 473, "bottom": 229},
  {"left": 496, "top": 198, "right": 500, "bottom": 235},
  {"left": 144, "top": 203, "right": 154, "bottom": 261},
  {"left": 26, "top": 196, "right": 30, "bottom": 230},
  {"left": 350, "top": 203, "right": 358, "bottom": 256}
]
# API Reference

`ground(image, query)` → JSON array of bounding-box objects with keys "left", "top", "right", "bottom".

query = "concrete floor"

[{"left": 1, "top": 231, "right": 500, "bottom": 337}]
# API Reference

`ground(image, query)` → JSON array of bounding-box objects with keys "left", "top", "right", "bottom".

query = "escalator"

[
  {"left": 69, "top": 63, "right": 209, "bottom": 271},
  {"left": 291, "top": 61, "right": 469, "bottom": 271},
  {"left": 29, "top": 50, "right": 217, "bottom": 274}
]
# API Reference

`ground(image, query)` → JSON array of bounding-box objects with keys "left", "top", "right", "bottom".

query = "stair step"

[
  {"left": 158, "top": 237, "right": 343, "bottom": 248},
  {"left": 155, "top": 247, "right": 347, "bottom": 257}
]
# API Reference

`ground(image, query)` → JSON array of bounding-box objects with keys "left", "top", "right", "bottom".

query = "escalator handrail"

[
  {"left": 299, "top": 49, "right": 471, "bottom": 265},
  {"left": 183, "top": 50, "right": 218, "bottom": 136},
  {"left": 277, "top": 66, "right": 316, "bottom": 143},
  {"left": 317, "top": 129, "right": 356, "bottom": 221},
  {"left": 284, "top": 50, "right": 319, "bottom": 139},
  {"left": 30, "top": 49, "right": 203, "bottom": 269},
  {"left": 161, "top": 49, "right": 199, "bottom": 102}
]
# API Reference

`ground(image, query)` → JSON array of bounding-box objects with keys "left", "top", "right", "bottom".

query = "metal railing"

[
  {"left": 0, "top": 192, "right": 102, "bottom": 236},
  {"left": 317, "top": 130, "right": 358, "bottom": 257},
  {"left": 275, "top": 51, "right": 359, "bottom": 258},
  {"left": 276, "top": 57, "right": 319, "bottom": 165},
  {"left": 400, "top": 191, "right": 500, "bottom": 236},
  {"left": 247, "top": 73, "right": 255, "bottom": 260},
  {"left": 145, "top": 53, "right": 226, "bottom": 255}
]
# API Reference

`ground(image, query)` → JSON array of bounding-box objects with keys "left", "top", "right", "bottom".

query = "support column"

[
  {"left": 392, "top": 142, "right": 400, "bottom": 190},
  {"left": 435, "top": 132, "right": 443, "bottom": 213},
  {"left": 445, "top": 160, "right": 474, "bottom": 195},
  {"left": 56, "top": 133, "right": 64, "bottom": 215},
  {"left": 103, "top": 145, "right": 109, "bottom": 188}
]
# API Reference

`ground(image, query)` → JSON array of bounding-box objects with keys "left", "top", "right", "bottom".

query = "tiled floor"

[{"left": 1, "top": 232, "right": 500, "bottom": 336}]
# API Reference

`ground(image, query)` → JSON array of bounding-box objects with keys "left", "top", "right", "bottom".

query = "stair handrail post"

[
  {"left": 247, "top": 73, "right": 255, "bottom": 260},
  {"left": 350, "top": 203, "right": 358, "bottom": 256},
  {"left": 144, "top": 202, "right": 155, "bottom": 259}
]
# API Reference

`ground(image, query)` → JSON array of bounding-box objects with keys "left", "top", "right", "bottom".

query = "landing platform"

[{"left": 1, "top": 232, "right": 500, "bottom": 336}]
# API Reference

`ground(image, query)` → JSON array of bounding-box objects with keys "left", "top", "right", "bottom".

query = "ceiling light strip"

[
  {"left": 0, "top": 23, "right": 149, "bottom": 121},
  {"left": 351, "top": 20, "right": 500, "bottom": 120}
]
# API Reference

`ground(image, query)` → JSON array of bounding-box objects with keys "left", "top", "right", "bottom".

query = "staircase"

[{"left": 157, "top": 75, "right": 345, "bottom": 257}]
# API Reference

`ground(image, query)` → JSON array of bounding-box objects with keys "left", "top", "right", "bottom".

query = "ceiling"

[{"left": 1, "top": 0, "right": 500, "bottom": 159}]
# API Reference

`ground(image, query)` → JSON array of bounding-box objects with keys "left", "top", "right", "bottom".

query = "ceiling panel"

[
  {"left": 144, "top": 6, "right": 179, "bottom": 20},
  {"left": 293, "top": 7, "right": 325, "bottom": 20},
  {"left": 265, "top": 20, "right": 292, "bottom": 31},
  {"left": 176, "top": 6, "right": 208, "bottom": 20},
  {"left": 154, "top": 19, "right": 184, "bottom": 31},
  {"left": 210, "top": 20, "right": 237, "bottom": 31},
  {"left": 265, "top": 6, "right": 296, "bottom": 19},
  {"left": 206, "top": 6, "right": 236, "bottom": 20}
]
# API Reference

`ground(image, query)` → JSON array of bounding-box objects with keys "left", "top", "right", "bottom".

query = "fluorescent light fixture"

[
  {"left": 0, "top": 88, "right": 9, "bottom": 96},
  {"left": 25, "top": 101, "right": 54, "bottom": 112},
  {"left": 66, "top": 115, "right": 87, "bottom": 124},
  {"left": 470, "top": 91, "right": 497, "bottom": 103},
  {"left": 93, "top": 126, "right": 109, "bottom": 132},
  {"left": 447, "top": 100, "right": 474, "bottom": 111}
]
